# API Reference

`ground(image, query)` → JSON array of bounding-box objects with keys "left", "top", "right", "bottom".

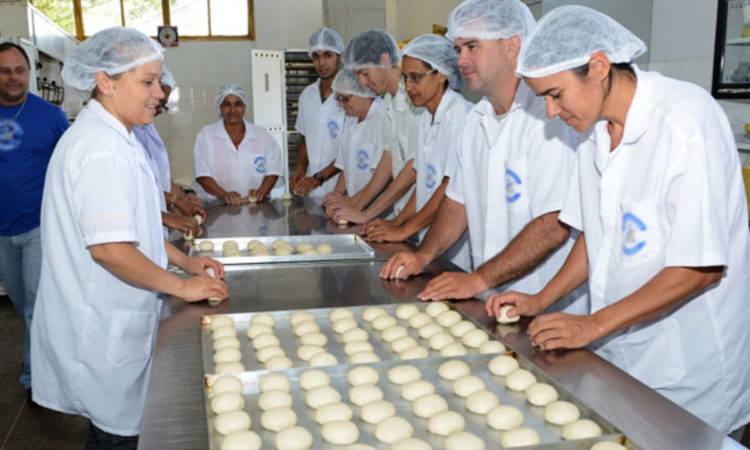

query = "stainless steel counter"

[{"left": 140, "top": 199, "right": 729, "bottom": 450}]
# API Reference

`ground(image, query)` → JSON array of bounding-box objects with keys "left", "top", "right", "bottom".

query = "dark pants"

[{"left": 85, "top": 422, "right": 138, "bottom": 450}]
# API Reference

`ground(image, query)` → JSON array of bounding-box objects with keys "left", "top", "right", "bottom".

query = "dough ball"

[
  {"left": 290, "top": 311, "right": 315, "bottom": 327},
  {"left": 222, "top": 240, "right": 239, "bottom": 250},
  {"left": 444, "top": 431, "right": 485, "bottom": 450},
  {"left": 256, "top": 346, "right": 284, "bottom": 363},
  {"left": 525, "top": 382, "right": 558, "bottom": 407},
  {"left": 412, "top": 393, "right": 449, "bottom": 418},
  {"left": 298, "top": 369, "right": 330, "bottom": 390},
  {"left": 466, "top": 390, "right": 500, "bottom": 415},
  {"left": 321, "top": 420, "right": 359, "bottom": 445},
  {"left": 505, "top": 369, "right": 537, "bottom": 392},
  {"left": 562, "top": 419, "right": 603, "bottom": 440},
  {"left": 264, "top": 355, "right": 293, "bottom": 370},
  {"left": 399, "top": 345, "right": 429, "bottom": 360},
  {"left": 271, "top": 239, "right": 291, "bottom": 250},
  {"left": 425, "top": 301, "right": 449, "bottom": 317},
  {"left": 362, "top": 306, "right": 388, "bottom": 322},
  {"left": 306, "top": 385, "right": 341, "bottom": 409},
  {"left": 544, "top": 401, "right": 581, "bottom": 425},
  {"left": 281, "top": 191, "right": 293, "bottom": 200},
  {"left": 417, "top": 323, "right": 443, "bottom": 340},
  {"left": 214, "top": 410, "right": 251, "bottom": 435},
  {"left": 210, "top": 316, "right": 235, "bottom": 331},
  {"left": 590, "top": 442, "right": 627, "bottom": 450},
  {"left": 461, "top": 329, "right": 489, "bottom": 348},
  {"left": 500, "top": 427, "right": 541, "bottom": 448},
  {"left": 274, "top": 247, "right": 293, "bottom": 256},
  {"left": 223, "top": 249, "right": 241, "bottom": 257},
  {"left": 214, "top": 348, "right": 242, "bottom": 364},
  {"left": 438, "top": 360, "right": 471, "bottom": 380},
  {"left": 453, "top": 375, "right": 486, "bottom": 398},
  {"left": 344, "top": 445, "right": 375, "bottom": 450},
  {"left": 380, "top": 325, "right": 407, "bottom": 343},
  {"left": 479, "top": 340, "right": 506, "bottom": 355},
  {"left": 394, "top": 265, "right": 406, "bottom": 280},
  {"left": 372, "top": 315, "right": 397, "bottom": 331},
  {"left": 213, "top": 326, "right": 238, "bottom": 340},
  {"left": 249, "top": 313, "right": 275, "bottom": 327},
  {"left": 296, "top": 243, "right": 314, "bottom": 253},
  {"left": 449, "top": 320, "right": 476, "bottom": 338},
  {"left": 330, "top": 308, "right": 354, "bottom": 322},
  {"left": 246, "top": 323, "right": 273, "bottom": 340},
  {"left": 407, "top": 312, "right": 431, "bottom": 329},
  {"left": 390, "top": 336, "right": 418, "bottom": 353},
  {"left": 274, "top": 426, "right": 313, "bottom": 450},
  {"left": 389, "top": 439, "right": 431, "bottom": 450},
  {"left": 341, "top": 327, "right": 368, "bottom": 343},
  {"left": 258, "top": 390, "right": 292, "bottom": 410},
  {"left": 400, "top": 380, "right": 435, "bottom": 401},
  {"left": 252, "top": 333, "right": 280, "bottom": 350},
  {"left": 299, "top": 332, "right": 328, "bottom": 347},
  {"left": 211, "top": 375, "right": 243, "bottom": 396},
  {"left": 487, "top": 405, "right": 525, "bottom": 430},
  {"left": 220, "top": 430, "right": 261, "bottom": 450},
  {"left": 388, "top": 364, "right": 421, "bottom": 385},
  {"left": 214, "top": 362, "right": 245, "bottom": 374},
  {"left": 296, "top": 345, "right": 325, "bottom": 362},
  {"left": 211, "top": 392, "right": 245, "bottom": 414},
  {"left": 293, "top": 321, "right": 320, "bottom": 337},
  {"left": 213, "top": 336, "right": 241, "bottom": 351},
  {"left": 260, "top": 408, "right": 297, "bottom": 432},
  {"left": 440, "top": 342, "right": 468, "bottom": 357},
  {"left": 246, "top": 239, "right": 263, "bottom": 249},
  {"left": 428, "top": 332, "right": 455, "bottom": 350},
  {"left": 344, "top": 340, "right": 375, "bottom": 355},
  {"left": 436, "top": 310, "right": 462, "bottom": 328},
  {"left": 300, "top": 249, "right": 318, "bottom": 255},
  {"left": 496, "top": 305, "right": 520, "bottom": 324},
  {"left": 338, "top": 219, "right": 349, "bottom": 227},
  {"left": 488, "top": 354, "right": 519, "bottom": 376},
  {"left": 259, "top": 373, "right": 291, "bottom": 393},
  {"left": 359, "top": 400, "right": 395, "bottom": 424},
  {"left": 427, "top": 410, "right": 465, "bottom": 436},
  {"left": 395, "top": 304, "right": 419, "bottom": 320},
  {"left": 308, "top": 351, "right": 338, "bottom": 367},
  {"left": 314, "top": 402, "right": 353, "bottom": 424},
  {"left": 348, "top": 351, "right": 380, "bottom": 364},
  {"left": 332, "top": 318, "right": 358, "bottom": 334},
  {"left": 316, "top": 243, "right": 333, "bottom": 254},
  {"left": 348, "top": 384, "right": 383, "bottom": 406},
  {"left": 374, "top": 416, "right": 413, "bottom": 443}
]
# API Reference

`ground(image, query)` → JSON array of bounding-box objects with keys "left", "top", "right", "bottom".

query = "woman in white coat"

[
  {"left": 30, "top": 27, "right": 228, "bottom": 448},
  {"left": 486, "top": 6, "right": 750, "bottom": 436}
]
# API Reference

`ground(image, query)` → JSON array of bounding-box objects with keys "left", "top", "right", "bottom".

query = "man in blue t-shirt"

[{"left": 0, "top": 42, "right": 68, "bottom": 401}]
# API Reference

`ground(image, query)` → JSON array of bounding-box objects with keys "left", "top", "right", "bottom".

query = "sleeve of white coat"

[
  {"left": 295, "top": 87, "right": 309, "bottom": 136},
  {"left": 442, "top": 117, "right": 465, "bottom": 179},
  {"left": 193, "top": 127, "right": 213, "bottom": 179},
  {"left": 334, "top": 130, "right": 346, "bottom": 171},
  {"left": 445, "top": 134, "right": 466, "bottom": 205},
  {"left": 558, "top": 155, "right": 583, "bottom": 231},
  {"left": 260, "top": 130, "right": 284, "bottom": 177},
  {"left": 526, "top": 117, "right": 577, "bottom": 218}
]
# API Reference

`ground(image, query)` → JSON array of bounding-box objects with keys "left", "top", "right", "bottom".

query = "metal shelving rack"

[{"left": 284, "top": 49, "right": 318, "bottom": 172}]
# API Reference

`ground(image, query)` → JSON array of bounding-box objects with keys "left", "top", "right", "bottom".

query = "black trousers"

[{"left": 85, "top": 422, "right": 138, "bottom": 450}]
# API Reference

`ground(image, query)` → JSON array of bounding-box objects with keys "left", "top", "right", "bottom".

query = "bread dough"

[
  {"left": 488, "top": 354, "right": 519, "bottom": 376},
  {"left": 438, "top": 360, "right": 471, "bottom": 380},
  {"left": 296, "top": 345, "right": 325, "bottom": 362},
  {"left": 395, "top": 304, "right": 419, "bottom": 320},
  {"left": 214, "top": 348, "right": 242, "bottom": 364},
  {"left": 258, "top": 390, "right": 292, "bottom": 411},
  {"left": 274, "top": 426, "right": 313, "bottom": 450},
  {"left": 211, "top": 392, "right": 245, "bottom": 414},
  {"left": 249, "top": 247, "right": 270, "bottom": 256},
  {"left": 374, "top": 416, "right": 414, "bottom": 443},
  {"left": 380, "top": 325, "right": 407, "bottom": 343},
  {"left": 214, "top": 336, "right": 241, "bottom": 351},
  {"left": 525, "top": 382, "right": 559, "bottom": 406},
  {"left": 444, "top": 431, "right": 485, "bottom": 450},
  {"left": 344, "top": 340, "right": 374, "bottom": 355},
  {"left": 214, "top": 410, "right": 251, "bottom": 435},
  {"left": 314, "top": 402, "right": 353, "bottom": 424},
  {"left": 223, "top": 249, "right": 241, "bottom": 257},
  {"left": 338, "top": 219, "right": 349, "bottom": 227},
  {"left": 399, "top": 345, "right": 429, "bottom": 360},
  {"left": 308, "top": 351, "right": 338, "bottom": 367},
  {"left": 212, "top": 375, "right": 243, "bottom": 396},
  {"left": 296, "top": 243, "right": 314, "bottom": 253},
  {"left": 249, "top": 313, "right": 275, "bottom": 327},
  {"left": 281, "top": 191, "right": 293, "bottom": 200},
  {"left": 417, "top": 323, "right": 443, "bottom": 340},
  {"left": 407, "top": 312, "right": 431, "bottom": 329},
  {"left": 389, "top": 439, "right": 431, "bottom": 450},
  {"left": 332, "top": 318, "right": 358, "bottom": 334},
  {"left": 256, "top": 346, "right": 284, "bottom": 363},
  {"left": 362, "top": 306, "right": 388, "bottom": 322},
  {"left": 272, "top": 239, "right": 291, "bottom": 250},
  {"left": 274, "top": 247, "right": 293, "bottom": 256},
  {"left": 479, "top": 341, "right": 506, "bottom": 354},
  {"left": 299, "top": 332, "right": 327, "bottom": 346},
  {"left": 466, "top": 390, "right": 500, "bottom": 415},
  {"left": 223, "top": 240, "right": 239, "bottom": 250},
  {"left": 252, "top": 333, "right": 280, "bottom": 350},
  {"left": 400, "top": 380, "right": 435, "bottom": 401},
  {"left": 562, "top": 419, "right": 603, "bottom": 440},
  {"left": 394, "top": 265, "right": 406, "bottom": 280},
  {"left": 427, "top": 410, "right": 465, "bottom": 436},
  {"left": 348, "top": 351, "right": 380, "bottom": 364},
  {"left": 487, "top": 404, "right": 525, "bottom": 430},
  {"left": 505, "top": 369, "right": 537, "bottom": 392},
  {"left": 259, "top": 373, "right": 290, "bottom": 393},
  {"left": 348, "top": 384, "right": 383, "bottom": 406},
  {"left": 428, "top": 332, "right": 455, "bottom": 350},
  {"left": 293, "top": 321, "right": 320, "bottom": 337},
  {"left": 211, "top": 316, "right": 234, "bottom": 331},
  {"left": 298, "top": 369, "right": 330, "bottom": 390},
  {"left": 501, "top": 428, "right": 540, "bottom": 448},
  {"left": 545, "top": 401, "right": 581, "bottom": 425},
  {"left": 330, "top": 308, "right": 354, "bottom": 322},
  {"left": 321, "top": 420, "right": 359, "bottom": 445},
  {"left": 453, "top": 375, "right": 486, "bottom": 398},
  {"left": 246, "top": 323, "right": 273, "bottom": 339},
  {"left": 590, "top": 442, "right": 627, "bottom": 450},
  {"left": 388, "top": 364, "right": 421, "bottom": 385},
  {"left": 220, "top": 430, "right": 261, "bottom": 450},
  {"left": 246, "top": 239, "right": 263, "bottom": 249},
  {"left": 214, "top": 362, "right": 245, "bottom": 374},
  {"left": 497, "top": 305, "right": 520, "bottom": 324},
  {"left": 213, "top": 326, "right": 238, "bottom": 340},
  {"left": 289, "top": 311, "right": 314, "bottom": 327},
  {"left": 344, "top": 445, "right": 375, "bottom": 450},
  {"left": 360, "top": 400, "right": 396, "bottom": 424},
  {"left": 316, "top": 243, "right": 333, "bottom": 254},
  {"left": 440, "top": 342, "right": 468, "bottom": 357},
  {"left": 306, "top": 385, "right": 341, "bottom": 409},
  {"left": 390, "top": 336, "right": 418, "bottom": 353},
  {"left": 265, "top": 355, "right": 293, "bottom": 370},
  {"left": 341, "top": 327, "right": 368, "bottom": 343},
  {"left": 372, "top": 315, "right": 397, "bottom": 331},
  {"left": 425, "top": 301, "right": 449, "bottom": 317},
  {"left": 436, "top": 310, "right": 462, "bottom": 328},
  {"left": 347, "top": 366, "right": 380, "bottom": 386},
  {"left": 461, "top": 329, "right": 489, "bottom": 348},
  {"left": 412, "top": 393, "right": 449, "bottom": 418}
]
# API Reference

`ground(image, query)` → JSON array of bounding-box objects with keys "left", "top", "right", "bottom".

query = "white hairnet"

[
  {"left": 401, "top": 34, "right": 464, "bottom": 90},
  {"left": 343, "top": 30, "right": 399, "bottom": 70},
  {"left": 332, "top": 69, "right": 376, "bottom": 98},
  {"left": 160, "top": 65, "right": 176, "bottom": 89},
  {"left": 215, "top": 83, "right": 248, "bottom": 118},
  {"left": 445, "top": 0, "right": 536, "bottom": 43},
  {"left": 308, "top": 27, "right": 345, "bottom": 57},
  {"left": 517, "top": 5, "right": 647, "bottom": 78},
  {"left": 62, "top": 27, "right": 163, "bottom": 101}
]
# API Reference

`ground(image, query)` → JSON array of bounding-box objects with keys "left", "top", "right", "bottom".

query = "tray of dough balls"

[
  {"left": 202, "top": 302, "right": 511, "bottom": 375},
  {"left": 202, "top": 353, "right": 634, "bottom": 450},
  {"left": 189, "top": 234, "right": 375, "bottom": 265}
]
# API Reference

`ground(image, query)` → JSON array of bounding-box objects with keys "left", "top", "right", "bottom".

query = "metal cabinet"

[
  {"left": 713, "top": 0, "right": 750, "bottom": 98},
  {"left": 284, "top": 49, "right": 318, "bottom": 172}
]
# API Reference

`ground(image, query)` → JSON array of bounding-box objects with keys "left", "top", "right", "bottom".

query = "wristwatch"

[{"left": 313, "top": 172, "right": 325, "bottom": 184}]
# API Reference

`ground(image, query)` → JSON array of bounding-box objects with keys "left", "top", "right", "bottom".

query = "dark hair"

[
  {"left": 571, "top": 61, "right": 635, "bottom": 79},
  {"left": 0, "top": 42, "right": 31, "bottom": 69}
]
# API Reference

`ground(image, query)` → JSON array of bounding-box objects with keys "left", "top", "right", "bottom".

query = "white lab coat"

[
  {"left": 415, "top": 89, "right": 472, "bottom": 271},
  {"left": 295, "top": 79, "right": 345, "bottom": 196},
  {"left": 193, "top": 119, "right": 283, "bottom": 201},
  {"left": 133, "top": 123, "right": 171, "bottom": 195},
  {"left": 559, "top": 67, "right": 750, "bottom": 433},
  {"left": 31, "top": 99, "right": 166, "bottom": 435},
  {"left": 446, "top": 82, "right": 586, "bottom": 311},
  {"left": 335, "top": 98, "right": 384, "bottom": 196}
]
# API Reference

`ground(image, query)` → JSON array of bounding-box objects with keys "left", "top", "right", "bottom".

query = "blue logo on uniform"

[
  {"left": 0, "top": 120, "right": 23, "bottom": 152},
  {"left": 622, "top": 212, "right": 647, "bottom": 255},
  {"left": 254, "top": 156, "right": 267, "bottom": 174},
  {"left": 356, "top": 150, "right": 369, "bottom": 170},
  {"left": 258, "top": 225, "right": 268, "bottom": 236},
  {"left": 505, "top": 169, "right": 522, "bottom": 203},
  {"left": 327, "top": 120, "right": 340, "bottom": 139},
  {"left": 425, "top": 164, "right": 437, "bottom": 189}
]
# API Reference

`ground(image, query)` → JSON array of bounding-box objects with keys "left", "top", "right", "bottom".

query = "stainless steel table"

[{"left": 140, "top": 199, "right": 729, "bottom": 449}]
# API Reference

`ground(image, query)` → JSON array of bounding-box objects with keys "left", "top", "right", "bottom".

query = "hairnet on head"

[
  {"left": 343, "top": 30, "right": 399, "bottom": 70},
  {"left": 401, "top": 34, "right": 464, "bottom": 90},
  {"left": 332, "top": 69, "right": 376, "bottom": 98},
  {"left": 62, "top": 27, "right": 163, "bottom": 101},
  {"left": 445, "top": 0, "right": 536, "bottom": 43},
  {"left": 308, "top": 27, "right": 345, "bottom": 57},
  {"left": 215, "top": 83, "right": 248, "bottom": 118},
  {"left": 517, "top": 5, "right": 647, "bottom": 79},
  {"left": 160, "top": 65, "right": 176, "bottom": 89}
]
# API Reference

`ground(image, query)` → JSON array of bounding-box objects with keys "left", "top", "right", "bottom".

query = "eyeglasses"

[
  {"left": 401, "top": 69, "right": 437, "bottom": 84},
  {"left": 335, "top": 94, "right": 353, "bottom": 104}
]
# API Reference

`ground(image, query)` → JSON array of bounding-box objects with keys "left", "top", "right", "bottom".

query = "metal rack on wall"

[{"left": 284, "top": 49, "right": 318, "bottom": 172}]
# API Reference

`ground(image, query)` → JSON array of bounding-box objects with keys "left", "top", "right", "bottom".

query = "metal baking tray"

[
  {"left": 190, "top": 234, "right": 374, "bottom": 265},
  {"left": 202, "top": 353, "right": 637, "bottom": 449}
]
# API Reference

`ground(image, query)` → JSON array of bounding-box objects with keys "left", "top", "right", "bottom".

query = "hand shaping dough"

[
  {"left": 362, "top": 306, "right": 388, "bottom": 322},
  {"left": 261, "top": 407, "right": 297, "bottom": 431},
  {"left": 427, "top": 410, "right": 465, "bottom": 436},
  {"left": 321, "top": 420, "right": 359, "bottom": 445},
  {"left": 374, "top": 416, "right": 413, "bottom": 443},
  {"left": 348, "top": 384, "right": 383, "bottom": 406},
  {"left": 466, "top": 390, "right": 500, "bottom": 415},
  {"left": 544, "top": 401, "right": 581, "bottom": 426},
  {"left": 438, "top": 360, "right": 471, "bottom": 380},
  {"left": 259, "top": 373, "right": 291, "bottom": 393},
  {"left": 211, "top": 375, "right": 243, "bottom": 396},
  {"left": 525, "top": 382, "right": 558, "bottom": 406},
  {"left": 395, "top": 304, "right": 419, "bottom": 320},
  {"left": 314, "top": 402, "right": 353, "bottom": 425},
  {"left": 347, "top": 365, "right": 380, "bottom": 386},
  {"left": 497, "top": 305, "right": 520, "bottom": 324},
  {"left": 487, "top": 405, "right": 525, "bottom": 430},
  {"left": 488, "top": 354, "right": 519, "bottom": 376},
  {"left": 306, "top": 385, "right": 341, "bottom": 409},
  {"left": 215, "top": 410, "right": 251, "bottom": 436},
  {"left": 440, "top": 342, "right": 468, "bottom": 357},
  {"left": 444, "top": 431, "right": 485, "bottom": 450},
  {"left": 461, "top": 329, "right": 489, "bottom": 348},
  {"left": 505, "top": 369, "right": 537, "bottom": 392},
  {"left": 453, "top": 375, "right": 486, "bottom": 398},
  {"left": 253, "top": 332, "right": 280, "bottom": 350},
  {"left": 359, "top": 400, "right": 396, "bottom": 424},
  {"left": 298, "top": 369, "right": 330, "bottom": 390},
  {"left": 412, "top": 393, "right": 449, "bottom": 418},
  {"left": 425, "top": 301, "right": 449, "bottom": 317},
  {"left": 274, "top": 426, "right": 313, "bottom": 450},
  {"left": 330, "top": 308, "right": 354, "bottom": 322},
  {"left": 400, "top": 380, "right": 435, "bottom": 401},
  {"left": 562, "top": 419, "right": 603, "bottom": 440},
  {"left": 388, "top": 365, "right": 421, "bottom": 385},
  {"left": 220, "top": 430, "right": 261, "bottom": 450},
  {"left": 211, "top": 392, "right": 245, "bottom": 414},
  {"left": 501, "top": 428, "right": 541, "bottom": 448},
  {"left": 436, "top": 310, "right": 462, "bottom": 328},
  {"left": 258, "top": 390, "right": 293, "bottom": 410}
]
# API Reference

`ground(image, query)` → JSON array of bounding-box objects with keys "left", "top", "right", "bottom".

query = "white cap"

[
  {"left": 332, "top": 69, "right": 376, "bottom": 98},
  {"left": 343, "top": 29, "right": 399, "bottom": 70},
  {"left": 308, "top": 27, "right": 345, "bottom": 57},
  {"left": 445, "top": 0, "right": 536, "bottom": 43},
  {"left": 215, "top": 83, "right": 248, "bottom": 118},
  {"left": 160, "top": 65, "right": 176, "bottom": 89},
  {"left": 401, "top": 34, "right": 464, "bottom": 90}
]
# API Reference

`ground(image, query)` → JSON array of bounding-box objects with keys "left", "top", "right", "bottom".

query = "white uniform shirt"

[
  {"left": 193, "top": 119, "right": 283, "bottom": 201},
  {"left": 30, "top": 99, "right": 166, "bottom": 435},
  {"left": 415, "top": 89, "right": 472, "bottom": 271},
  {"left": 335, "top": 98, "right": 384, "bottom": 196},
  {"left": 133, "top": 123, "right": 171, "bottom": 194},
  {"left": 295, "top": 79, "right": 345, "bottom": 197},
  {"left": 446, "top": 82, "right": 585, "bottom": 310},
  {"left": 559, "top": 67, "right": 750, "bottom": 433}
]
